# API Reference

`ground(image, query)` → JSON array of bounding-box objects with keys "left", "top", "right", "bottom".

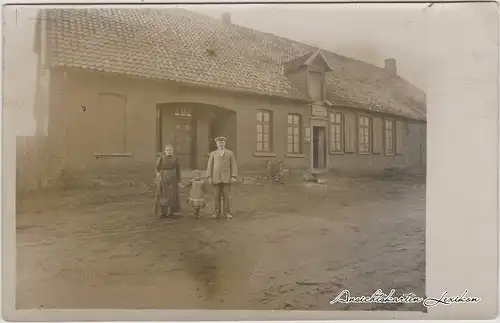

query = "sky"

[{"left": 2, "top": 3, "right": 496, "bottom": 135}]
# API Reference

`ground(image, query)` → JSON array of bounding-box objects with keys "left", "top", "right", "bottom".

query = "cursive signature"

[
  {"left": 330, "top": 289, "right": 481, "bottom": 308},
  {"left": 422, "top": 289, "right": 481, "bottom": 308},
  {"left": 330, "top": 289, "right": 423, "bottom": 305}
]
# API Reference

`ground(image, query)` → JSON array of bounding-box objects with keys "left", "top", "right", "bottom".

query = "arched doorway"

[{"left": 156, "top": 103, "right": 237, "bottom": 170}]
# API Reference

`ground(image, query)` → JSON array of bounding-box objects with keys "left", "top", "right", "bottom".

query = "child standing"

[{"left": 184, "top": 171, "right": 209, "bottom": 219}]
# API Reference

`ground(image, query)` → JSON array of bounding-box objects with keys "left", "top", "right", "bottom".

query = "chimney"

[
  {"left": 221, "top": 12, "right": 231, "bottom": 24},
  {"left": 384, "top": 58, "right": 397, "bottom": 76}
]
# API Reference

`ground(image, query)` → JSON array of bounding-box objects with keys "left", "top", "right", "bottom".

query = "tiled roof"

[{"left": 40, "top": 8, "right": 426, "bottom": 120}]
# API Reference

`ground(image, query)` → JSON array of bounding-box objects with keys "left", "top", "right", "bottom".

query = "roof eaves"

[
  {"left": 52, "top": 64, "right": 312, "bottom": 103},
  {"left": 329, "top": 96, "right": 426, "bottom": 121}
]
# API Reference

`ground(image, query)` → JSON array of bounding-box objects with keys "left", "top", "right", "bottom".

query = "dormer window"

[
  {"left": 282, "top": 49, "right": 332, "bottom": 103},
  {"left": 308, "top": 71, "right": 324, "bottom": 102}
]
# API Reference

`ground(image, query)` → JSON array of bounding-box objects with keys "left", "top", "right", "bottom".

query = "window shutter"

[
  {"left": 395, "top": 120, "right": 405, "bottom": 154},
  {"left": 372, "top": 117, "right": 383, "bottom": 153},
  {"left": 344, "top": 112, "right": 357, "bottom": 153}
]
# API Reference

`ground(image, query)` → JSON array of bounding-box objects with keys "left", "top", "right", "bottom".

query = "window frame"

[
  {"left": 358, "top": 114, "right": 372, "bottom": 154},
  {"left": 329, "top": 111, "right": 344, "bottom": 153},
  {"left": 384, "top": 118, "right": 395, "bottom": 156},
  {"left": 256, "top": 109, "right": 273, "bottom": 153},
  {"left": 287, "top": 113, "right": 302, "bottom": 154}
]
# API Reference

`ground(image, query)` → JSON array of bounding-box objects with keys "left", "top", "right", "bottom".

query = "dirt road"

[{"left": 16, "top": 173, "right": 426, "bottom": 311}]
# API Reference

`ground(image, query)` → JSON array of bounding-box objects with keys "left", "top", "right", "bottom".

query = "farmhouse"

[{"left": 33, "top": 8, "right": 426, "bottom": 180}]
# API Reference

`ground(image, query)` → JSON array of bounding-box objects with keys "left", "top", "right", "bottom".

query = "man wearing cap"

[{"left": 206, "top": 137, "right": 238, "bottom": 219}]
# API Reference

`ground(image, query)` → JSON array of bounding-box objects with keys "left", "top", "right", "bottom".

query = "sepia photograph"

[{"left": 2, "top": 1, "right": 498, "bottom": 320}]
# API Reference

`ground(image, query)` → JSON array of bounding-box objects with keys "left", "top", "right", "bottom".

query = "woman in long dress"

[{"left": 154, "top": 145, "right": 182, "bottom": 218}]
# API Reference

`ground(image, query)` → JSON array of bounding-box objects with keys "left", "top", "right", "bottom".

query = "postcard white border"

[{"left": 2, "top": 0, "right": 499, "bottom": 321}]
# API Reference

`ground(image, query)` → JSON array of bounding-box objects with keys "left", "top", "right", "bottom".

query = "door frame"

[
  {"left": 156, "top": 105, "right": 197, "bottom": 170},
  {"left": 310, "top": 125, "right": 328, "bottom": 171}
]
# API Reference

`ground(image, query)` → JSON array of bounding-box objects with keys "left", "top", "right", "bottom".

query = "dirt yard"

[{"left": 16, "top": 172, "right": 426, "bottom": 311}]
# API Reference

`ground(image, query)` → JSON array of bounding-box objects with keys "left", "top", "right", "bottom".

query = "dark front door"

[
  {"left": 174, "top": 117, "right": 195, "bottom": 169},
  {"left": 312, "top": 126, "right": 326, "bottom": 169}
]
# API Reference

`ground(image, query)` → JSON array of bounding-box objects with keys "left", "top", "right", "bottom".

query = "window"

[
  {"left": 256, "top": 110, "right": 272, "bottom": 152},
  {"left": 329, "top": 111, "right": 343, "bottom": 152},
  {"left": 359, "top": 115, "right": 371, "bottom": 153},
  {"left": 384, "top": 119, "right": 395, "bottom": 154},
  {"left": 287, "top": 114, "right": 301, "bottom": 153}
]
